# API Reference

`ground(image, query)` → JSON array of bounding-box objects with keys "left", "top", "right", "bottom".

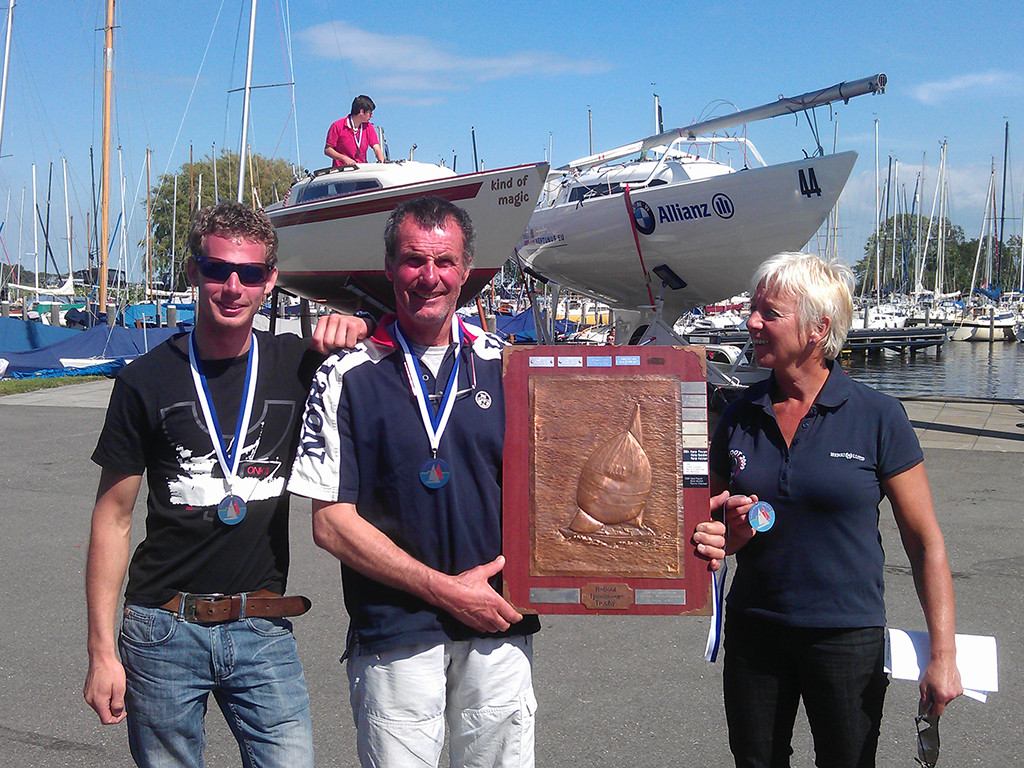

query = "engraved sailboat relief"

[{"left": 562, "top": 403, "right": 655, "bottom": 543}]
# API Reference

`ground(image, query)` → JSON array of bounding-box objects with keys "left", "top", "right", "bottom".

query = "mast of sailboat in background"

[
  {"left": 62, "top": 157, "right": 73, "bottom": 279},
  {"left": 31, "top": 164, "right": 36, "bottom": 292},
  {"left": 236, "top": 0, "right": 257, "bottom": 204},
  {"left": 99, "top": 0, "right": 114, "bottom": 317},
  {"left": 145, "top": 148, "right": 152, "bottom": 300},
  {"left": 170, "top": 173, "right": 178, "bottom": 291},
  {"left": 873, "top": 118, "right": 880, "bottom": 310},
  {"left": 588, "top": 107, "right": 593, "bottom": 156},
  {"left": 936, "top": 142, "right": 948, "bottom": 295},
  {"left": 914, "top": 152, "right": 925, "bottom": 295},
  {"left": 997, "top": 120, "right": 1008, "bottom": 287},
  {"left": 0, "top": 0, "right": 13, "bottom": 160}
]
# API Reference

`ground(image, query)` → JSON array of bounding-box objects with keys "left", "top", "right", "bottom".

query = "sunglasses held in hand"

[
  {"left": 915, "top": 703, "right": 940, "bottom": 768},
  {"left": 193, "top": 256, "right": 273, "bottom": 286}
]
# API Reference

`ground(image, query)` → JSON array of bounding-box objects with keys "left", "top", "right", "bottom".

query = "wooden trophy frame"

[{"left": 501, "top": 345, "right": 711, "bottom": 615}]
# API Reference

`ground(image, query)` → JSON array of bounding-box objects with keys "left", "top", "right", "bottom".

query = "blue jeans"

[
  {"left": 723, "top": 613, "right": 888, "bottom": 768},
  {"left": 118, "top": 604, "right": 314, "bottom": 768}
]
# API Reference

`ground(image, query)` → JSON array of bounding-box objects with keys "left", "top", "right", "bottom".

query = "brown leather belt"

[{"left": 159, "top": 589, "right": 311, "bottom": 623}]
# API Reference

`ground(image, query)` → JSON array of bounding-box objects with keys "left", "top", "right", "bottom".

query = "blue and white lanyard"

[
  {"left": 188, "top": 331, "right": 258, "bottom": 494},
  {"left": 393, "top": 320, "right": 462, "bottom": 458},
  {"left": 704, "top": 558, "right": 727, "bottom": 662},
  {"left": 348, "top": 116, "right": 364, "bottom": 153}
]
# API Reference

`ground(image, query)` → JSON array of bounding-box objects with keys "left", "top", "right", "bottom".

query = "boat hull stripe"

[{"left": 271, "top": 181, "right": 484, "bottom": 229}]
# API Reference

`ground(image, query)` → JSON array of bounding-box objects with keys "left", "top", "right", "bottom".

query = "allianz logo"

[{"left": 656, "top": 192, "right": 735, "bottom": 223}]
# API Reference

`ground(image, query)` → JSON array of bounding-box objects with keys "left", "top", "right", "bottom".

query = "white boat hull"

[
  {"left": 517, "top": 151, "right": 856, "bottom": 320},
  {"left": 268, "top": 163, "right": 547, "bottom": 311},
  {"left": 949, "top": 320, "right": 1017, "bottom": 342}
]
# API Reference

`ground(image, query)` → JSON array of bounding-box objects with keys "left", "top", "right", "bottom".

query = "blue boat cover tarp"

[
  {"left": 1, "top": 324, "right": 179, "bottom": 377},
  {"left": 973, "top": 286, "right": 1002, "bottom": 301},
  {"left": 493, "top": 310, "right": 578, "bottom": 342},
  {"left": 122, "top": 303, "right": 196, "bottom": 327},
  {"left": 0, "top": 316, "right": 80, "bottom": 353}
]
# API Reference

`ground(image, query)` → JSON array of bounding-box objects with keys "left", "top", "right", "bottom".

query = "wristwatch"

[{"left": 353, "top": 310, "right": 377, "bottom": 334}]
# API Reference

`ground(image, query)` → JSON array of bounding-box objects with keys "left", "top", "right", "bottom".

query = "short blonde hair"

[{"left": 751, "top": 252, "right": 853, "bottom": 360}]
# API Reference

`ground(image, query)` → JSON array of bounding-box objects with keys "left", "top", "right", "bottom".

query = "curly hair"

[{"left": 188, "top": 201, "right": 279, "bottom": 266}]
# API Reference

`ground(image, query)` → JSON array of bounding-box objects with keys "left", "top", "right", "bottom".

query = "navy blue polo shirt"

[
  {"left": 710, "top": 361, "right": 923, "bottom": 628},
  {"left": 289, "top": 317, "right": 540, "bottom": 655}
]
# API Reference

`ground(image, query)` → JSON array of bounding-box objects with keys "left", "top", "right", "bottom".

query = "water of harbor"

[{"left": 840, "top": 339, "right": 1024, "bottom": 401}]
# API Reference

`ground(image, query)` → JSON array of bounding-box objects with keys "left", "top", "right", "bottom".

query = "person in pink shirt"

[{"left": 325, "top": 95, "right": 385, "bottom": 166}]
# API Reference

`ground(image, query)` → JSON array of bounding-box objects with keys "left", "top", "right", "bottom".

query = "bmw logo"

[{"left": 632, "top": 200, "right": 656, "bottom": 235}]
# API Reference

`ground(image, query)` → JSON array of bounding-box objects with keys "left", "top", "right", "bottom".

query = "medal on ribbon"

[
  {"left": 218, "top": 494, "right": 247, "bottom": 525},
  {"left": 393, "top": 320, "right": 463, "bottom": 490},
  {"left": 189, "top": 332, "right": 259, "bottom": 524},
  {"left": 748, "top": 500, "right": 775, "bottom": 532}
]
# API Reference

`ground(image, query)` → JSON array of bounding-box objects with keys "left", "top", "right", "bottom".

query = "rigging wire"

[
  {"left": 163, "top": 0, "right": 229, "bottom": 179},
  {"left": 281, "top": 0, "right": 301, "bottom": 169}
]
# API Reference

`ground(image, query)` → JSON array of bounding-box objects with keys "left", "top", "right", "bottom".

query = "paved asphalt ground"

[{"left": 1, "top": 381, "right": 1020, "bottom": 767}]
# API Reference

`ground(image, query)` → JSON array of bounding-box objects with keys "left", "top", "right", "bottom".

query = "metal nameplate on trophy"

[{"left": 501, "top": 345, "right": 711, "bottom": 616}]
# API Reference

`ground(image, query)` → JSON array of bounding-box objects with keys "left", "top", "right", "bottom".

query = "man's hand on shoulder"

[{"left": 311, "top": 313, "right": 373, "bottom": 355}]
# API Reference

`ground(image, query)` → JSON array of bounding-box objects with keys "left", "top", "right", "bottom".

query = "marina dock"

[
  {"left": 1, "top": 379, "right": 1019, "bottom": 767},
  {"left": 693, "top": 325, "right": 949, "bottom": 356}
]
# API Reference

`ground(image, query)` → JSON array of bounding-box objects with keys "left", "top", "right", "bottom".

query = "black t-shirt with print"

[{"left": 92, "top": 330, "right": 322, "bottom": 607}]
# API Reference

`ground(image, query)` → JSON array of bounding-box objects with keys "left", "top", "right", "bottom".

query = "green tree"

[{"left": 145, "top": 150, "right": 298, "bottom": 291}]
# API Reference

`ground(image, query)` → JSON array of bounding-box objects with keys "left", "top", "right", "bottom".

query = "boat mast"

[
  {"left": 914, "top": 152, "right": 925, "bottom": 295},
  {"left": 968, "top": 166, "right": 996, "bottom": 300},
  {"left": 145, "top": 148, "right": 152, "bottom": 300},
  {"left": 997, "top": 120, "right": 1009, "bottom": 288},
  {"left": 890, "top": 158, "right": 898, "bottom": 295},
  {"left": 0, "top": 0, "right": 14, "bottom": 161},
  {"left": 565, "top": 74, "right": 887, "bottom": 172},
  {"left": 935, "top": 143, "right": 947, "bottom": 296},
  {"left": 99, "top": 0, "right": 114, "bottom": 312},
  {"left": 874, "top": 119, "right": 880, "bottom": 307},
  {"left": 236, "top": 0, "right": 257, "bottom": 205},
  {"left": 62, "top": 157, "right": 72, "bottom": 280},
  {"left": 31, "top": 163, "right": 36, "bottom": 293},
  {"left": 170, "top": 173, "right": 178, "bottom": 292}
]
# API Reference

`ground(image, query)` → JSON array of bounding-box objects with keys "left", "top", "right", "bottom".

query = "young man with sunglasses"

[{"left": 83, "top": 201, "right": 369, "bottom": 767}]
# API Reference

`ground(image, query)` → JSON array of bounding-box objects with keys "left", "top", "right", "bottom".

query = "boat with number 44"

[{"left": 516, "top": 75, "right": 886, "bottom": 325}]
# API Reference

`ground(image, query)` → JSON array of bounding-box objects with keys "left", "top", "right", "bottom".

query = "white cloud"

[
  {"left": 298, "top": 21, "right": 609, "bottom": 93},
  {"left": 909, "top": 70, "right": 1022, "bottom": 106}
]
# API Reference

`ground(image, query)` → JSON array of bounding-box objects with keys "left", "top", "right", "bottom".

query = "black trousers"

[{"left": 723, "top": 613, "right": 888, "bottom": 768}]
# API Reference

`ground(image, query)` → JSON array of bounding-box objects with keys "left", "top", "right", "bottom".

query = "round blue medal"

[
  {"left": 748, "top": 501, "right": 775, "bottom": 532},
  {"left": 419, "top": 457, "right": 451, "bottom": 489},
  {"left": 218, "top": 494, "right": 247, "bottom": 525}
]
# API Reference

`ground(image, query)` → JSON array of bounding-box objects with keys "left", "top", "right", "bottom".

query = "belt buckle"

[{"left": 181, "top": 593, "right": 226, "bottom": 622}]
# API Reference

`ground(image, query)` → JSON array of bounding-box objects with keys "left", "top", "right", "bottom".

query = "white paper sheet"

[{"left": 885, "top": 629, "right": 997, "bottom": 703}]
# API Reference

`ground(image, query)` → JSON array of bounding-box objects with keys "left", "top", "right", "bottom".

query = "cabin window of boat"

[
  {"left": 567, "top": 178, "right": 668, "bottom": 203},
  {"left": 297, "top": 178, "right": 383, "bottom": 203}
]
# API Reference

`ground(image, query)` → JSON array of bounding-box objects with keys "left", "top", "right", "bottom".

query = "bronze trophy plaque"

[{"left": 502, "top": 345, "right": 711, "bottom": 615}]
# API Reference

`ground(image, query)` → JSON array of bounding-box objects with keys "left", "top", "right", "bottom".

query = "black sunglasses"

[
  {"left": 193, "top": 256, "right": 273, "bottom": 286},
  {"left": 915, "top": 704, "right": 940, "bottom": 768}
]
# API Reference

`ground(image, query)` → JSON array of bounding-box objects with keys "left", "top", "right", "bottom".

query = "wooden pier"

[{"left": 687, "top": 325, "right": 947, "bottom": 356}]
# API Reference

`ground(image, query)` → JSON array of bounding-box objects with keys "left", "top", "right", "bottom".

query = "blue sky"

[{"left": 0, "top": 0, "right": 1021, "bottom": 285}]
